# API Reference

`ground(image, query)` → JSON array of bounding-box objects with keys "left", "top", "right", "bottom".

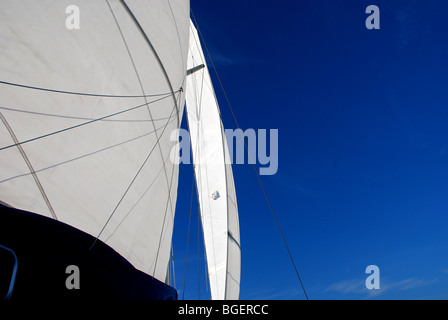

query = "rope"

[
  {"left": 0, "top": 80, "right": 173, "bottom": 98},
  {"left": 107, "top": 0, "right": 179, "bottom": 280},
  {"left": 0, "top": 92, "right": 177, "bottom": 152},
  {"left": 191, "top": 10, "right": 309, "bottom": 300},
  {"left": 151, "top": 91, "right": 183, "bottom": 277},
  {"left": 89, "top": 97, "right": 178, "bottom": 250},
  {"left": 119, "top": 0, "right": 181, "bottom": 126},
  {"left": 0, "top": 105, "right": 174, "bottom": 123},
  {"left": 0, "top": 113, "right": 57, "bottom": 220},
  {"left": 102, "top": 154, "right": 173, "bottom": 244}
]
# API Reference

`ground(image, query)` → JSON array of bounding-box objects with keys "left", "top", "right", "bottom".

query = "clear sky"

[{"left": 172, "top": 0, "right": 448, "bottom": 300}]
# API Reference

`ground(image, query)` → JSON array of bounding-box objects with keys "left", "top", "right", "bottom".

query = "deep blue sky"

[{"left": 172, "top": 0, "right": 448, "bottom": 299}]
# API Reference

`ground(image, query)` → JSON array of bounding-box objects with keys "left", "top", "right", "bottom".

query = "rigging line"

[
  {"left": 108, "top": 0, "right": 176, "bottom": 225},
  {"left": 106, "top": 0, "right": 179, "bottom": 238},
  {"left": 0, "top": 116, "right": 176, "bottom": 184},
  {"left": 182, "top": 176, "right": 195, "bottom": 300},
  {"left": 197, "top": 195, "right": 210, "bottom": 300},
  {"left": 0, "top": 113, "right": 57, "bottom": 220},
  {"left": 103, "top": 153, "right": 172, "bottom": 244},
  {"left": 191, "top": 10, "right": 309, "bottom": 300},
  {"left": 188, "top": 26, "right": 216, "bottom": 97},
  {"left": 151, "top": 162, "right": 174, "bottom": 277},
  {"left": 0, "top": 92, "right": 176, "bottom": 152},
  {"left": 89, "top": 101, "right": 177, "bottom": 251},
  {"left": 0, "top": 106, "right": 174, "bottom": 123},
  {"left": 170, "top": 245, "right": 176, "bottom": 288},
  {"left": 184, "top": 82, "right": 206, "bottom": 300},
  {"left": 0, "top": 80, "right": 173, "bottom": 98},
  {"left": 167, "top": 0, "right": 186, "bottom": 83},
  {"left": 119, "top": 0, "right": 181, "bottom": 128},
  {"left": 151, "top": 90, "right": 182, "bottom": 277}
]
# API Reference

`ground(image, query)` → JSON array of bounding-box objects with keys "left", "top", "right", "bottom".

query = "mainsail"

[
  {"left": 0, "top": 0, "right": 240, "bottom": 300},
  {"left": 0, "top": 0, "right": 189, "bottom": 284},
  {"left": 186, "top": 21, "right": 241, "bottom": 300}
]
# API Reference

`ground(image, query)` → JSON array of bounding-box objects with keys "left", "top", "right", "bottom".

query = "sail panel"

[
  {"left": 0, "top": 0, "right": 190, "bottom": 282},
  {"left": 185, "top": 21, "right": 241, "bottom": 300}
]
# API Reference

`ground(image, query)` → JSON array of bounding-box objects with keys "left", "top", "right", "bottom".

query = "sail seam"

[{"left": 0, "top": 112, "right": 57, "bottom": 220}]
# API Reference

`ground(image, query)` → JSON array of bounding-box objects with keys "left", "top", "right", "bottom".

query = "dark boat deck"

[{"left": 0, "top": 204, "right": 177, "bottom": 300}]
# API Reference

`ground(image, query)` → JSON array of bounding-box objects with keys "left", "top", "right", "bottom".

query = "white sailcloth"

[
  {"left": 0, "top": 0, "right": 190, "bottom": 283},
  {"left": 186, "top": 21, "right": 241, "bottom": 300}
]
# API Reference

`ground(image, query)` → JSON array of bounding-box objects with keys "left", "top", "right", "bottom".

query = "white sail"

[
  {"left": 0, "top": 0, "right": 190, "bottom": 283},
  {"left": 186, "top": 21, "right": 241, "bottom": 300}
]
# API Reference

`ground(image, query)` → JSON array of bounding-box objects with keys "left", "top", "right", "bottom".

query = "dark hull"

[{"left": 0, "top": 203, "right": 177, "bottom": 300}]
